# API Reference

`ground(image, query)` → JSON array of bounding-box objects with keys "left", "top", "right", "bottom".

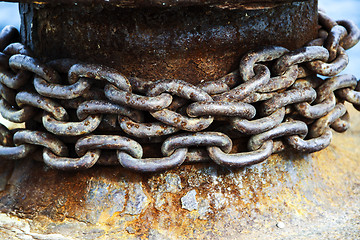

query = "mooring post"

[{"left": 0, "top": 0, "right": 359, "bottom": 239}]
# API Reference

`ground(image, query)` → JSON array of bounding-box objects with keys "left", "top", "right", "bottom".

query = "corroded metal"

[
  {"left": 18, "top": 1, "right": 318, "bottom": 84},
  {"left": 0, "top": 0, "right": 359, "bottom": 239},
  {"left": 0, "top": 8, "right": 359, "bottom": 172}
]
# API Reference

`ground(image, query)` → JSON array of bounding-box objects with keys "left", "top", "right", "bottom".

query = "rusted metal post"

[
  {"left": 18, "top": 1, "right": 318, "bottom": 84},
  {"left": 0, "top": 0, "right": 359, "bottom": 239}
]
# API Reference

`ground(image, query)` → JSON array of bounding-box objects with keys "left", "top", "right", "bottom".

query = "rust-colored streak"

[{"left": 20, "top": 1, "right": 317, "bottom": 85}]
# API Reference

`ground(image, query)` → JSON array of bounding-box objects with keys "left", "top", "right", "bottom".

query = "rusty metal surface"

[
  {"left": 3, "top": 0, "right": 308, "bottom": 8},
  {"left": 0, "top": 9, "right": 360, "bottom": 171},
  {"left": 0, "top": 0, "right": 359, "bottom": 238},
  {"left": 19, "top": 1, "right": 317, "bottom": 84},
  {"left": 0, "top": 106, "right": 359, "bottom": 238}
]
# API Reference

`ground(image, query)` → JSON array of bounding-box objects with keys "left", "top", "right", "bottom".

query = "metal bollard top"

[{"left": 1, "top": 0, "right": 305, "bottom": 7}]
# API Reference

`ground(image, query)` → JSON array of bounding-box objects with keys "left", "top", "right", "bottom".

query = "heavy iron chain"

[{"left": 0, "top": 11, "right": 359, "bottom": 172}]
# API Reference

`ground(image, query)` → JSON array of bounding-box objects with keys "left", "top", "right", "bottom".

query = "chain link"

[{"left": 0, "top": 11, "right": 359, "bottom": 172}]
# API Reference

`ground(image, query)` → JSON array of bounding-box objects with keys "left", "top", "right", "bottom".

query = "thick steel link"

[
  {"left": 213, "top": 64, "right": 270, "bottom": 101},
  {"left": 261, "top": 87, "right": 317, "bottom": 116},
  {"left": 150, "top": 109, "right": 214, "bottom": 132},
  {"left": 330, "top": 111, "right": 350, "bottom": 133},
  {"left": 316, "top": 74, "right": 357, "bottom": 103},
  {"left": 0, "top": 26, "right": 19, "bottom": 51},
  {"left": 325, "top": 25, "right": 347, "bottom": 62},
  {"left": 117, "top": 148, "right": 188, "bottom": 172},
  {"left": 337, "top": 20, "right": 360, "bottom": 50},
  {"left": 248, "top": 121, "right": 308, "bottom": 151},
  {"left": 0, "top": 66, "right": 32, "bottom": 89},
  {"left": 336, "top": 81, "right": 360, "bottom": 108},
  {"left": 118, "top": 116, "right": 179, "bottom": 138},
  {"left": 104, "top": 84, "right": 172, "bottom": 111},
  {"left": 3, "top": 43, "right": 33, "bottom": 56},
  {"left": 309, "top": 103, "right": 347, "bottom": 138},
  {"left": 0, "top": 11, "right": 358, "bottom": 172},
  {"left": 232, "top": 107, "right": 285, "bottom": 135},
  {"left": 148, "top": 79, "right": 214, "bottom": 131},
  {"left": 273, "top": 46, "right": 329, "bottom": 75},
  {"left": 68, "top": 63, "right": 131, "bottom": 92},
  {"left": 16, "top": 91, "right": 69, "bottom": 121},
  {"left": 77, "top": 100, "right": 143, "bottom": 122},
  {"left": 306, "top": 45, "right": 348, "bottom": 76},
  {"left": 161, "top": 132, "right": 232, "bottom": 156},
  {"left": 10, "top": 54, "right": 61, "bottom": 84},
  {"left": 147, "top": 79, "right": 213, "bottom": 102},
  {"left": 286, "top": 129, "right": 332, "bottom": 153},
  {"left": 0, "top": 98, "right": 36, "bottom": 123},
  {"left": 34, "top": 76, "right": 92, "bottom": 100},
  {"left": 75, "top": 135, "right": 142, "bottom": 158},
  {"left": 258, "top": 65, "right": 299, "bottom": 93},
  {"left": 13, "top": 130, "right": 68, "bottom": 156},
  {"left": 197, "top": 81, "right": 230, "bottom": 95},
  {"left": 186, "top": 101, "right": 256, "bottom": 118},
  {"left": 43, "top": 148, "right": 100, "bottom": 170},
  {"left": 294, "top": 92, "right": 336, "bottom": 119},
  {"left": 42, "top": 112, "right": 102, "bottom": 136},
  {"left": 0, "top": 144, "right": 37, "bottom": 160},
  {"left": 239, "top": 46, "right": 289, "bottom": 81},
  {"left": 208, "top": 140, "right": 273, "bottom": 167}
]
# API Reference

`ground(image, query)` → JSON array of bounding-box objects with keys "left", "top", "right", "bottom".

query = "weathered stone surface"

[{"left": 181, "top": 189, "right": 198, "bottom": 211}]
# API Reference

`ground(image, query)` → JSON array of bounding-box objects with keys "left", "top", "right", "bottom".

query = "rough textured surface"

[
  {"left": 0, "top": 104, "right": 358, "bottom": 239},
  {"left": 0, "top": 0, "right": 358, "bottom": 238},
  {"left": 19, "top": 1, "right": 317, "bottom": 85},
  {"left": 4, "top": 0, "right": 308, "bottom": 8}
]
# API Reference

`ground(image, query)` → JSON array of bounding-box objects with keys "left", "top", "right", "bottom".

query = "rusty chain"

[{"left": 0, "top": 12, "right": 359, "bottom": 172}]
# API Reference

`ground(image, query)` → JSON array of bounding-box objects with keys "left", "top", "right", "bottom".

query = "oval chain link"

[{"left": 0, "top": 11, "right": 359, "bottom": 172}]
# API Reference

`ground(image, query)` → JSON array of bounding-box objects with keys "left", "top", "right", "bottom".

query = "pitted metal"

[
  {"left": 213, "top": 64, "right": 270, "bottom": 101},
  {"left": 316, "top": 74, "right": 357, "bottom": 103},
  {"left": 3, "top": 43, "right": 33, "bottom": 56},
  {"left": 294, "top": 92, "right": 336, "bottom": 119},
  {"left": 161, "top": 132, "right": 233, "bottom": 156},
  {"left": 208, "top": 140, "right": 273, "bottom": 167},
  {"left": 42, "top": 112, "right": 102, "bottom": 136},
  {"left": 0, "top": 11, "right": 359, "bottom": 172},
  {"left": 309, "top": 103, "right": 347, "bottom": 138},
  {"left": 117, "top": 148, "right": 188, "bottom": 172},
  {"left": 0, "top": 98, "right": 35, "bottom": 123},
  {"left": 119, "top": 116, "right": 180, "bottom": 138},
  {"left": 104, "top": 84, "right": 173, "bottom": 111},
  {"left": 337, "top": 20, "right": 360, "bottom": 50},
  {"left": 75, "top": 135, "right": 143, "bottom": 158},
  {"left": 43, "top": 148, "right": 100, "bottom": 170},
  {"left": 286, "top": 129, "right": 332, "bottom": 153},
  {"left": 239, "top": 46, "right": 289, "bottom": 81},
  {"left": 186, "top": 101, "right": 256, "bottom": 118},
  {"left": 261, "top": 87, "right": 317, "bottom": 116},
  {"left": 273, "top": 46, "right": 329, "bottom": 75},
  {"left": 16, "top": 91, "right": 69, "bottom": 121},
  {"left": 77, "top": 100, "right": 143, "bottom": 122},
  {"left": 248, "top": 121, "right": 308, "bottom": 151},
  {"left": 34, "top": 76, "right": 92, "bottom": 100},
  {"left": 10, "top": 54, "right": 61, "bottom": 83},
  {"left": 232, "top": 107, "right": 285, "bottom": 135},
  {"left": 13, "top": 130, "right": 68, "bottom": 157},
  {"left": 68, "top": 63, "right": 131, "bottom": 92}
]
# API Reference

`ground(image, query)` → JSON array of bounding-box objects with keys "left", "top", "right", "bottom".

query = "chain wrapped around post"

[{"left": 0, "top": 11, "right": 359, "bottom": 172}]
